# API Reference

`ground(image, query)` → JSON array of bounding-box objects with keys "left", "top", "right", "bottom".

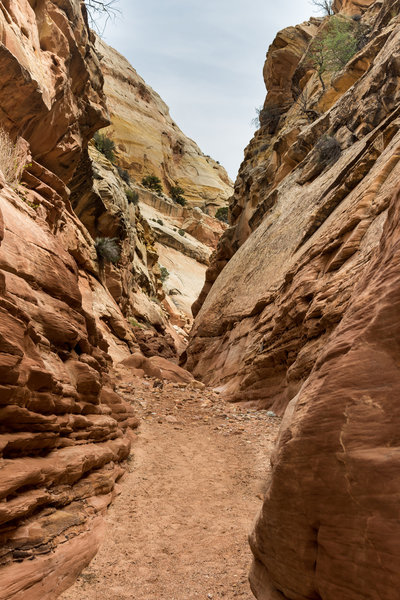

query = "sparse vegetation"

[
  {"left": 128, "top": 317, "right": 145, "bottom": 329},
  {"left": 170, "top": 185, "right": 186, "bottom": 206},
  {"left": 323, "top": 17, "right": 360, "bottom": 69},
  {"left": 142, "top": 174, "right": 163, "bottom": 194},
  {"left": 126, "top": 189, "right": 139, "bottom": 205},
  {"left": 251, "top": 106, "right": 263, "bottom": 128},
  {"left": 307, "top": 16, "right": 365, "bottom": 91},
  {"left": 157, "top": 218, "right": 164, "bottom": 226},
  {"left": 0, "top": 127, "right": 26, "bottom": 184},
  {"left": 160, "top": 266, "right": 169, "bottom": 283},
  {"left": 18, "top": 192, "right": 40, "bottom": 211},
  {"left": 293, "top": 87, "right": 320, "bottom": 122},
  {"left": 252, "top": 105, "right": 282, "bottom": 133},
  {"left": 117, "top": 165, "right": 130, "bottom": 184},
  {"left": 315, "top": 135, "right": 342, "bottom": 165},
  {"left": 93, "top": 132, "right": 116, "bottom": 162},
  {"left": 85, "top": 1, "right": 120, "bottom": 33},
  {"left": 307, "top": 35, "right": 328, "bottom": 92},
  {"left": 178, "top": 229, "right": 186, "bottom": 237},
  {"left": 310, "top": 0, "right": 334, "bottom": 16},
  {"left": 95, "top": 237, "right": 121, "bottom": 264},
  {"left": 215, "top": 206, "right": 229, "bottom": 224}
]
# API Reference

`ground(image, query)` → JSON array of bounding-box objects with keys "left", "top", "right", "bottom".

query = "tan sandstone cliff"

[
  {"left": 185, "top": 0, "right": 399, "bottom": 410},
  {"left": 184, "top": 0, "right": 400, "bottom": 597},
  {"left": 95, "top": 36, "right": 233, "bottom": 212}
]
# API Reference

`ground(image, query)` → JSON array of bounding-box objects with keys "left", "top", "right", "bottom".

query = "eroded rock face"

[
  {"left": 0, "top": 0, "right": 108, "bottom": 182},
  {"left": 249, "top": 183, "right": 400, "bottom": 600},
  {"left": 95, "top": 36, "right": 233, "bottom": 211},
  {"left": 183, "top": 0, "right": 400, "bottom": 598},
  {"left": 185, "top": 0, "right": 400, "bottom": 413},
  {"left": 71, "top": 146, "right": 172, "bottom": 340},
  {"left": 0, "top": 1, "right": 138, "bottom": 597},
  {"left": 0, "top": 172, "right": 138, "bottom": 600},
  {"left": 333, "top": 0, "right": 375, "bottom": 15},
  {"left": 138, "top": 190, "right": 226, "bottom": 323}
]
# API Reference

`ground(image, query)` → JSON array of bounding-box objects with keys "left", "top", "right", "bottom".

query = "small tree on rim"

[
  {"left": 306, "top": 17, "right": 360, "bottom": 92},
  {"left": 84, "top": 1, "right": 120, "bottom": 33},
  {"left": 310, "top": 0, "right": 334, "bottom": 16}
]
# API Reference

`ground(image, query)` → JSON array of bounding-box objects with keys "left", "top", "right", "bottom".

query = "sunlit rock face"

[
  {"left": 70, "top": 145, "right": 178, "bottom": 356},
  {"left": 185, "top": 0, "right": 399, "bottom": 412},
  {"left": 0, "top": 2, "right": 139, "bottom": 598},
  {"left": 333, "top": 0, "right": 375, "bottom": 15},
  {"left": 184, "top": 0, "right": 400, "bottom": 597},
  {"left": 94, "top": 36, "right": 233, "bottom": 213},
  {"left": 76, "top": 34, "right": 233, "bottom": 335}
]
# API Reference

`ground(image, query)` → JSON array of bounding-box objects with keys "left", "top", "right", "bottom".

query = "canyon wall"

[
  {"left": 77, "top": 36, "right": 233, "bottom": 340},
  {"left": 0, "top": 1, "right": 230, "bottom": 596},
  {"left": 185, "top": 0, "right": 400, "bottom": 412},
  {"left": 95, "top": 37, "right": 233, "bottom": 212},
  {"left": 249, "top": 180, "right": 400, "bottom": 600},
  {"left": 184, "top": 0, "right": 400, "bottom": 598},
  {"left": 0, "top": 1, "right": 139, "bottom": 597}
]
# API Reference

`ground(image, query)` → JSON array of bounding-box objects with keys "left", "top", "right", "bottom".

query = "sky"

[{"left": 95, "top": 0, "right": 315, "bottom": 181}]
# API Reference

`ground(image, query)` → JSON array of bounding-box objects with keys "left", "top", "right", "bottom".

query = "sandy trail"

[{"left": 61, "top": 379, "right": 280, "bottom": 600}]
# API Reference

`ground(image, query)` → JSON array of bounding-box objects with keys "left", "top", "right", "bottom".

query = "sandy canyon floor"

[{"left": 61, "top": 378, "right": 280, "bottom": 600}]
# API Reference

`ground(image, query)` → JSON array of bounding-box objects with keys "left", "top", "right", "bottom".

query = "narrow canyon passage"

[{"left": 61, "top": 379, "right": 280, "bottom": 600}]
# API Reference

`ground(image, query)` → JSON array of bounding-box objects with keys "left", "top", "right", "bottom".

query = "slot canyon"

[{"left": 0, "top": 0, "right": 399, "bottom": 599}]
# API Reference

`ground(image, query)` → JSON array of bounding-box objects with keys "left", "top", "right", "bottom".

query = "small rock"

[
  {"left": 165, "top": 415, "right": 178, "bottom": 424},
  {"left": 190, "top": 380, "right": 206, "bottom": 390}
]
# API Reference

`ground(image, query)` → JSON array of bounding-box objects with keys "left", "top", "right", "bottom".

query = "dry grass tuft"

[{"left": 0, "top": 127, "right": 26, "bottom": 184}]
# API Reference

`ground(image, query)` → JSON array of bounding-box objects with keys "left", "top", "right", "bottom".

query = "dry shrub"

[
  {"left": 315, "top": 135, "right": 342, "bottom": 165},
  {"left": 0, "top": 127, "right": 26, "bottom": 184},
  {"left": 95, "top": 237, "right": 121, "bottom": 264}
]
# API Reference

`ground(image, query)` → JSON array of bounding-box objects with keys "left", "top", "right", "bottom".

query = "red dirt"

[{"left": 61, "top": 378, "right": 280, "bottom": 600}]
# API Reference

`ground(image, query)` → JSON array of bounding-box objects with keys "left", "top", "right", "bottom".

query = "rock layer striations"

[
  {"left": 249, "top": 180, "right": 400, "bottom": 599},
  {"left": 95, "top": 37, "right": 233, "bottom": 212},
  {"left": 184, "top": 0, "right": 400, "bottom": 598},
  {"left": 0, "top": 1, "right": 138, "bottom": 597},
  {"left": 185, "top": 0, "right": 399, "bottom": 411}
]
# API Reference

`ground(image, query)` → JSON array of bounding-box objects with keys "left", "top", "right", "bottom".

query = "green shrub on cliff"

[
  {"left": 126, "top": 189, "right": 139, "bottom": 205},
  {"left": 160, "top": 266, "right": 169, "bottom": 283},
  {"left": 117, "top": 165, "right": 130, "bottom": 184},
  {"left": 170, "top": 185, "right": 186, "bottom": 206},
  {"left": 215, "top": 206, "right": 229, "bottom": 224},
  {"left": 142, "top": 175, "right": 163, "bottom": 194},
  {"left": 324, "top": 17, "right": 359, "bottom": 70},
  {"left": 307, "top": 16, "right": 362, "bottom": 91},
  {"left": 93, "top": 132, "right": 116, "bottom": 162}
]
